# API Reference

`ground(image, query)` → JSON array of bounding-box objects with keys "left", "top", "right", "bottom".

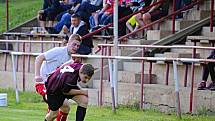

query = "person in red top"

[{"left": 44, "top": 61, "right": 94, "bottom": 121}]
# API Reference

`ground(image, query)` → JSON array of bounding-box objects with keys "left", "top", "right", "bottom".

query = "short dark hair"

[
  {"left": 68, "top": 34, "right": 82, "bottom": 42},
  {"left": 81, "top": 64, "right": 94, "bottom": 77},
  {"left": 71, "top": 14, "right": 81, "bottom": 19}
]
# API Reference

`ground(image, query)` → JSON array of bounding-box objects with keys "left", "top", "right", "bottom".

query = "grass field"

[
  {"left": 0, "top": 0, "right": 42, "bottom": 33},
  {"left": 0, "top": 88, "right": 215, "bottom": 121}
]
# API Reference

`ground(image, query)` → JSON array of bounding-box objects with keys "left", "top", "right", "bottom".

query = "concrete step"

[
  {"left": 170, "top": 45, "right": 193, "bottom": 53},
  {"left": 118, "top": 71, "right": 157, "bottom": 84},
  {"left": 123, "top": 61, "right": 152, "bottom": 73},
  {"left": 92, "top": 36, "right": 113, "bottom": 48},
  {"left": 164, "top": 52, "right": 200, "bottom": 58},
  {"left": 153, "top": 62, "right": 202, "bottom": 87},
  {"left": 121, "top": 38, "right": 145, "bottom": 45},
  {"left": 160, "top": 20, "right": 197, "bottom": 31},
  {"left": 92, "top": 80, "right": 215, "bottom": 113},
  {"left": 199, "top": 0, "right": 215, "bottom": 11},
  {"left": 183, "top": 10, "right": 211, "bottom": 20},
  {"left": 82, "top": 57, "right": 108, "bottom": 70},
  {"left": 171, "top": 43, "right": 211, "bottom": 59},
  {"left": 147, "top": 30, "right": 172, "bottom": 40},
  {"left": 201, "top": 27, "right": 215, "bottom": 37}
]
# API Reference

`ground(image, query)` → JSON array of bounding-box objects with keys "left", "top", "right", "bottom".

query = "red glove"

[{"left": 35, "top": 83, "right": 46, "bottom": 97}]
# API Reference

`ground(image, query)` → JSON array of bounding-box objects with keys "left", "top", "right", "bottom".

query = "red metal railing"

[
  {"left": 0, "top": 39, "right": 62, "bottom": 91},
  {"left": 119, "top": 0, "right": 204, "bottom": 41},
  {"left": 210, "top": 0, "right": 214, "bottom": 32},
  {"left": 98, "top": 43, "right": 215, "bottom": 113}
]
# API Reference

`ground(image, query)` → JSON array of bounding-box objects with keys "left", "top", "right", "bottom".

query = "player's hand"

[
  {"left": 35, "top": 76, "right": 43, "bottom": 82},
  {"left": 43, "top": 94, "right": 48, "bottom": 103},
  {"left": 35, "top": 80, "right": 46, "bottom": 97},
  {"left": 83, "top": 90, "right": 88, "bottom": 96}
]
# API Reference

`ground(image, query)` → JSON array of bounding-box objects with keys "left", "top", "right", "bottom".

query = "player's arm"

[
  {"left": 59, "top": 59, "right": 74, "bottom": 68},
  {"left": 34, "top": 54, "right": 47, "bottom": 97},
  {"left": 64, "top": 89, "right": 88, "bottom": 96},
  {"left": 35, "top": 54, "right": 46, "bottom": 80}
]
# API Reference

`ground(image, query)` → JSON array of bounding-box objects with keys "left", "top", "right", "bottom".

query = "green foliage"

[
  {"left": 0, "top": 88, "right": 215, "bottom": 121},
  {"left": 0, "top": 0, "right": 42, "bottom": 33}
]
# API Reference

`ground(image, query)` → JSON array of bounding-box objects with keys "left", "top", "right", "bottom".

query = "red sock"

[{"left": 56, "top": 110, "right": 68, "bottom": 121}]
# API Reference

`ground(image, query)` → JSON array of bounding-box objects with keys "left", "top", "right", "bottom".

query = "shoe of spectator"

[
  {"left": 45, "top": 27, "right": 59, "bottom": 34},
  {"left": 197, "top": 81, "right": 206, "bottom": 90},
  {"left": 176, "top": 13, "right": 183, "bottom": 19},
  {"left": 207, "top": 82, "right": 215, "bottom": 91}
]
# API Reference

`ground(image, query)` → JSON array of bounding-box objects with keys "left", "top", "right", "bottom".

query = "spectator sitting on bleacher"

[
  {"left": 176, "top": 0, "right": 192, "bottom": 19},
  {"left": 126, "top": 0, "right": 152, "bottom": 38},
  {"left": 46, "top": 0, "right": 102, "bottom": 34},
  {"left": 126, "top": 15, "right": 140, "bottom": 38},
  {"left": 134, "top": 0, "right": 169, "bottom": 31},
  {"left": 63, "top": 14, "right": 93, "bottom": 55},
  {"left": 197, "top": 50, "right": 215, "bottom": 91},
  {"left": 89, "top": 0, "right": 123, "bottom": 30},
  {"left": 38, "top": 0, "right": 71, "bottom": 29},
  {"left": 89, "top": 0, "right": 133, "bottom": 37}
]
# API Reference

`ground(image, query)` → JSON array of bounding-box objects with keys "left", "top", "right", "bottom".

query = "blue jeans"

[
  {"left": 54, "top": 13, "right": 71, "bottom": 33},
  {"left": 176, "top": 0, "right": 191, "bottom": 18},
  {"left": 54, "top": 2, "right": 101, "bottom": 32}
]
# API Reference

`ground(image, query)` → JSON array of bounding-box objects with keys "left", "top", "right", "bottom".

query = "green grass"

[
  {"left": 0, "top": 88, "right": 215, "bottom": 121},
  {"left": 0, "top": 0, "right": 42, "bottom": 33}
]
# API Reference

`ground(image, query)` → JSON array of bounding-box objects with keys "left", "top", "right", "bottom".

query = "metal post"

[
  {"left": 22, "top": 42, "right": 26, "bottom": 91},
  {"left": 108, "top": 46, "right": 112, "bottom": 82},
  {"left": 140, "top": 48, "right": 145, "bottom": 109},
  {"left": 6, "top": 0, "right": 9, "bottom": 31},
  {"left": 52, "top": 37, "right": 56, "bottom": 48},
  {"left": 184, "top": 64, "right": 189, "bottom": 87},
  {"left": 108, "top": 59, "right": 116, "bottom": 113},
  {"left": 165, "top": 62, "right": 170, "bottom": 85},
  {"left": 149, "top": 61, "right": 152, "bottom": 84},
  {"left": 40, "top": 36, "right": 44, "bottom": 52},
  {"left": 210, "top": 0, "right": 214, "bottom": 32},
  {"left": 173, "top": 60, "right": 182, "bottom": 119},
  {"left": 99, "top": 46, "right": 104, "bottom": 106},
  {"left": 4, "top": 36, "right": 9, "bottom": 71},
  {"left": 113, "top": 0, "right": 119, "bottom": 106},
  {"left": 16, "top": 36, "right": 19, "bottom": 72},
  {"left": 190, "top": 41, "right": 197, "bottom": 113},
  {"left": 27, "top": 36, "right": 31, "bottom": 72},
  {"left": 11, "top": 53, "right": 20, "bottom": 103},
  {"left": 172, "top": 0, "right": 176, "bottom": 34}
]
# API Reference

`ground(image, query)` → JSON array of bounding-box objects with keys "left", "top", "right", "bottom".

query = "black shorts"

[
  {"left": 150, "top": 9, "right": 168, "bottom": 22},
  {"left": 47, "top": 84, "right": 80, "bottom": 111},
  {"left": 47, "top": 93, "right": 76, "bottom": 111}
]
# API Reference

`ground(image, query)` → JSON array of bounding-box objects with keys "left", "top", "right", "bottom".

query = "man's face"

[
  {"left": 67, "top": 39, "right": 80, "bottom": 54},
  {"left": 79, "top": 72, "right": 91, "bottom": 83},
  {"left": 71, "top": 17, "right": 80, "bottom": 27}
]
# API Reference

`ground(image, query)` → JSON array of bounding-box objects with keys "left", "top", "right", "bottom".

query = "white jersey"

[{"left": 40, "top": 46, "right": 72, "bottom": 81}]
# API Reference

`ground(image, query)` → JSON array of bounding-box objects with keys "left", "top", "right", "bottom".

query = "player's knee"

[
  {"left": 60, "top": 100, "right": 71, "bottom": 113},
  {"left": 47, "top": 111, "right": 58, "bottom": 120},
  {"left": 78, "top": 96, "right": 88, "bottom": 108}
]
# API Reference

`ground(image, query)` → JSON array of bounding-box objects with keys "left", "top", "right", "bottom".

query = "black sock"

[{"left": 76, "top": 106, "right": 87, "bottom": 121}]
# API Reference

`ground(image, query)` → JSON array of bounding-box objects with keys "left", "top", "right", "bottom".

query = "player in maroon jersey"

[{"left": 44, "top": 61, "right": 94, "bottom": 121}]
